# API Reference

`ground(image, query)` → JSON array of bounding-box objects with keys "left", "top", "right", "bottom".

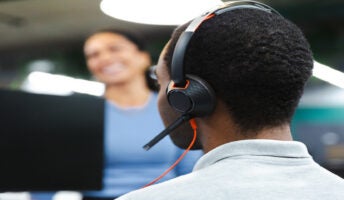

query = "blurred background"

[
  {"left": 1, "top": 0, "right": 344, "bottom": 92},
  {"left": 0, "top": 0, "right": 343, "bottom": 179}
]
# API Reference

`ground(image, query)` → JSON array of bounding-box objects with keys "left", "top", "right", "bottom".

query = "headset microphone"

[{"left": 143, "top": 114, "right": 191, "bottom": 150}]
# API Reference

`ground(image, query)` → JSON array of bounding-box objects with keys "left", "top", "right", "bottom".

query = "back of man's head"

[{"left": 164, "top": 8, "right": 313, "bottom": 134}]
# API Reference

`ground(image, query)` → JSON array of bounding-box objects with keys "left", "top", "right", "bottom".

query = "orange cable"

[{"left": 142, "top": 119, "right": 198, "bottom": 188}]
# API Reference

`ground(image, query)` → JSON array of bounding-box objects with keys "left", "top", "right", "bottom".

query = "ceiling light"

[
  {"left": 100, "top": 0, "right": 224, "bottom": 25},
  {"left": 313, "top": 60, "right": 344, "bottom": 89}
]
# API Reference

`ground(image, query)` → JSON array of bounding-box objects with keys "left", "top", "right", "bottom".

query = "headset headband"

[{"left": 171, "top": 0, "right": 281, "bottom": 86}]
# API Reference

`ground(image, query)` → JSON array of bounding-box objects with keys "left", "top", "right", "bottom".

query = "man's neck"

[{"left": 197, "top": 102, "right": 293, "bottom": 153}]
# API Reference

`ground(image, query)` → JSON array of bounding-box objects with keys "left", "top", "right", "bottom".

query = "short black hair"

[{"left": 164, "top": 9, "right": 313, "bottom": 133}]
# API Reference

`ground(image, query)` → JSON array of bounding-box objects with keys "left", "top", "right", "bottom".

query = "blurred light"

[
  {"left": 100, "top": 0, "right": 223, "bottom": 25},
  {"left": 27, "top": 60, "right": 55, "bottom": 73},
  {"left": 52, "top": 191, "right": 82, "bottom": 200},
  {"left": 0, "top": 192, "right": 30, "bottom": 200},
  {"left": 300, "top": 85, "right": 344, "bottom": 107},
  {"left": 21, "top": 72, "right": 105, "bottom": 96},
  {"left": 313, "top": 60, "right": 344, "bottom": 89}
]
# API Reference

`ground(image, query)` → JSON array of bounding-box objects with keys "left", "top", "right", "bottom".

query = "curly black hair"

[{"left": 164, "top": 9, "right": 313, "bottom": 133}]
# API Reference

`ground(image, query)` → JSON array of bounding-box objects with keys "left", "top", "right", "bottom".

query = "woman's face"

[{"left": 84, "top": 32, "right": 150, "bottom": 85}]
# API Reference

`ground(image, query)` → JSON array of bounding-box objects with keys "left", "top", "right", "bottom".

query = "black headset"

[{"left": 166, "top": 0, "right": 281, "bottom": 117}]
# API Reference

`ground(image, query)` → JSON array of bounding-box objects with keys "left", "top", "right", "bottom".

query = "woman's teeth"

[{"left": 102, "top": 63, "right": 125, "bottom": 75}]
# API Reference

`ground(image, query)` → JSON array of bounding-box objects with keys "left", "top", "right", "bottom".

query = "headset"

[
  {"left": 167, "top": 0, "right": 281, "bottom": 117},
  {"left": 143, "top": 1, "right": 281, "bottom": 150}
]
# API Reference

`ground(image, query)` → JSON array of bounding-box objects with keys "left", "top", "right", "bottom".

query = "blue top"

[
  {"left": 83, "top": 92, "right": 202, "bottom": 198},
  {"left": 30, "top": 92, "right": 202, "bottom": 200}
]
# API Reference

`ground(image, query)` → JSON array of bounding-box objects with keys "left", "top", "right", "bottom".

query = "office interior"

[{"left": 0, "top": 0, "right": 343, "bottom": 198}]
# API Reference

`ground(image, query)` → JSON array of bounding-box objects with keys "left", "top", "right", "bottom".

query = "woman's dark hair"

[
  {"left": 89, "top": 28, "right": 147, "bottom": 51},
  {"left": 85, "top": 28, "right": 158, "bottom": 91},
  {"left": 164, "top": 9, "right": 313, "bottom": 133}
]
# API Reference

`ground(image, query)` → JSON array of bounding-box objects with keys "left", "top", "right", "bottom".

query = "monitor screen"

[{"left": 0, "top": 89, "right": 104, "bottom": 191}]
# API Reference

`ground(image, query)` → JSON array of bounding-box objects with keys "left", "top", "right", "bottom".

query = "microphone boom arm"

[{"left": 143, "top": 115, "right": 191, "bottom": 150}]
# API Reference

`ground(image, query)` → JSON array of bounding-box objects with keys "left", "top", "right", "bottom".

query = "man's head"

[{"left": 156, "top": 3, "right": 313, "bottom": 149}]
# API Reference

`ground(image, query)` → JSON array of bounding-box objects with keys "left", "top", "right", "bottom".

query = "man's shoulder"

[{"left": 115, "top": 172, "right": 199, "bottom": 200}]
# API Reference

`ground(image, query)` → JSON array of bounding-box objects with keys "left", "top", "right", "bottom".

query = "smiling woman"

[{"left": 83, "top": 29, "right": 153, "bottom": 107}]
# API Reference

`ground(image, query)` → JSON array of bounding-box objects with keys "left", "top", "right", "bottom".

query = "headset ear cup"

[{"left": 167, "top": 75, "right": 216, "bottom": 117}]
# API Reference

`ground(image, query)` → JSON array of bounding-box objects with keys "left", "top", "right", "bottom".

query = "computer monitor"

[{"left": 0, "top": 89, "right": 104, "bottom": 191}]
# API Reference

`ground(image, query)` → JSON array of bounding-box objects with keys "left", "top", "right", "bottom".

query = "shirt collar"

[{"left": 193, "top": 139, "right": 311, "bottom": 171}]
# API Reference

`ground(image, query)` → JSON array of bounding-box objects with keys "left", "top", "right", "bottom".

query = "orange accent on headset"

[
  {"left": 195, "top": 13, "right": 216, "bottom": 30},
  {"left": 142, "top": 118, "right": 198, "bottom": 188},
  {"left": 205, "top": 13, "right": 216, "bottom": 20},
  {"left": 168, "top": 80, "right": 190, "bottom": 90}
]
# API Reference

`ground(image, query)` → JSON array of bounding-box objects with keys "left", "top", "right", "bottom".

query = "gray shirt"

[{"left": 116, "top": 139, "right": 344, "bottom": 200}]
